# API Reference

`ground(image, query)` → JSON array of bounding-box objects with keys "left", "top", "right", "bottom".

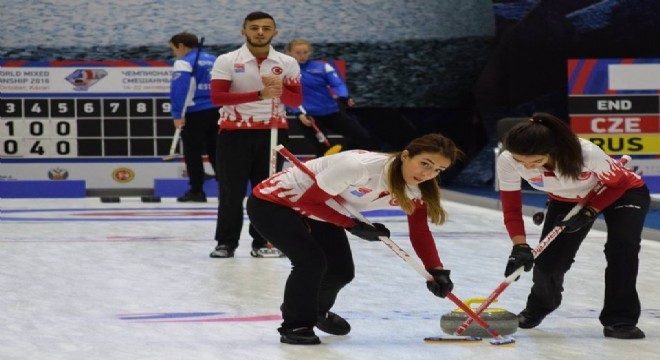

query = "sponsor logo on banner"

[
  {"left": 112, "top": 167, "right": 135, "bottom": 183},
  {"left": 65, "top": 69, "right": 108, "bottom": 91},
  {"left": 48, "top": 168, "right": 69, "bottom": 180}
]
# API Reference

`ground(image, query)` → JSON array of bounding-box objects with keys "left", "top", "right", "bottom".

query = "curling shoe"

[
  {"left": 177, "top": 190, "right": 207, "bottom": 202},
  {"left": 517, "top": 309, "right": 545, "bottom": 329},
  {"left": 279, "top": 327, "right": 321, "bottom": 345},
  {"left": 250, "top": 246, "right": 285, "bottom": 258},
  {"left": 316, "top": 311, "right": 351, "bottom": 335},
  {"left": 209, "top": 245, "right": 234, "bottom": 258},
  {"left": 604, "top": 325, "right": 645, "bottom": 339}
]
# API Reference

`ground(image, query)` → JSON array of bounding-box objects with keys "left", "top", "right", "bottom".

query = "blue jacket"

[
  {"left": 170, "top": 49, "right": 217, "bottom": 119},
  {"left": 290, "top": 60, "right": 349, "bottom": 117}
]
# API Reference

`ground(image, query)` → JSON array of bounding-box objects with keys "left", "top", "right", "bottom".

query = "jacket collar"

[{"left": 237, "top": 43, "right": 276, "bottom": 62}]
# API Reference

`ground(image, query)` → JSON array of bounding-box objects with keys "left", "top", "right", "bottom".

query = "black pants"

[
  {"left": 246, "top": 195, "right": 355, "bottom": 329},
  {"left": 214, "top": 129, "right": 287, "bottom": 250},
  {"left": 180, "top": 107, "right": 219, "bottom": 193},
  {"left": 300, "top": 111, "right": 379, "bottom": 157},
  {"left": 526, "top": 185, "right": 649, "bottom": 326}
]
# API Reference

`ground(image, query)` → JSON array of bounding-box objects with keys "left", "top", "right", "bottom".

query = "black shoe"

[
  {"left": 316, "top": 311, "right": 351, "bottom": 335},
  {"left": 209, "top": 245, "right": 234, "bottom": 258},
  {"left": 604, "top": 325, "right": 645, "bottom": 339},
  {"left": 250, "top": 246, "right": 285, "bottom": 258},
  {"left": 177, "top": 191, "right": 206, "bottom": 202},
  {"left": 518, "top": 309, "right": 545, "bottom": 329},
  {"left": 279, "top": 327, "right": 321, "bottom": 345}
]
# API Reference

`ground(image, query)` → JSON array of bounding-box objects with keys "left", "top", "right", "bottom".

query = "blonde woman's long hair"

[{"left": 387, "top": 133, "right": 462, "bottom": 225}]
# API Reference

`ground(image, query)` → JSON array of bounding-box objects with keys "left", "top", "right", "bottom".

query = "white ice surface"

[{"left": 0, "top": 198, "right": 658, "bottom": 360}]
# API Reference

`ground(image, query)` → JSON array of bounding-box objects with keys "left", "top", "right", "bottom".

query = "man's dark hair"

[
  {"left": 169, "top": 32, "right": 199, "bottom": 48},
  {"left": 243, "top": 11, "right": 276, "bottom": 28}
]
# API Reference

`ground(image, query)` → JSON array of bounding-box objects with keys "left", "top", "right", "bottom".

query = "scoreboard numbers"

[{"left": 0, "top": 98, "right": 76, "bottom": 158}]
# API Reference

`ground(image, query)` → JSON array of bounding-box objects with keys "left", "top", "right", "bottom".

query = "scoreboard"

[
  {"left": 0, "top": 61, "right": 197, "bottom": 190},
  {"left": 568, "top": 58, "right": 660, "bottom": 176},
  {"left": 0, "top": 61, "right": 175, "bottom": 158},
  {"left": 2, "top": 59, "right": 345, "bottom": 192},
  {"left": 0, "top": 95, "right": 173, "bottom": 157}
]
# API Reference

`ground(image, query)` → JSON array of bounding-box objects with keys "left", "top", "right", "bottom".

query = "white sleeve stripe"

[{"left": 173, "top": 60, "right": 192, "bottom": 72}]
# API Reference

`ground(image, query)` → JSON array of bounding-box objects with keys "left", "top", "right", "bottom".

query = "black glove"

[
  {"left": 504, "top": 244, "right": 534, "bottom": 280},
  {"left": 346, "top": 221, "right": 389, "bottom": 241},
  {"left": 426, "top": 269, "right": 454, "bottom": 298},
  {"left": 558, "top": 206, "right": 598, "bottom": 233}
]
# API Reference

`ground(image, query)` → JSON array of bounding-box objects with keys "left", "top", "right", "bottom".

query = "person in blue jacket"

[
  {"left": 285, "top": 38, "right": 379, "bottom": 157},
  {"left": 168, "top": 32, "right": 220, "bottom": 202}
]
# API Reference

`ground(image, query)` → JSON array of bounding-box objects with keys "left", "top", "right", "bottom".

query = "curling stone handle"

[{"left": 465, "top": 297, "right": 497, "bottom": 310}]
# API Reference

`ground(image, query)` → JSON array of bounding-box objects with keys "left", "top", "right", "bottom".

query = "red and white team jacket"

[
  {"left": 253, "top": 150, "right": 444, "bottom": 269},
  {"left": 210, "top": 44, "right": 301, "bottom": 130},
  {"left": 497, "top": 138, "right": 644, "bottom": 238}
]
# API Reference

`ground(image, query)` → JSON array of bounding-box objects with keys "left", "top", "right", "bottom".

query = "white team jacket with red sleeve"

[
  {"left": 253, "top": 150, "right": 445, "bottom": 269},
  {"left": 211, "top": 44, "right": 300, "bottom": 129},
  {"left": 497, "top": 138, "right": 644, "bottom": 238}
]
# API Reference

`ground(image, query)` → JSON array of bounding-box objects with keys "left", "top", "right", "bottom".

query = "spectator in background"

[
  {"left": 168, "top": 32, "right": 219, "bottom": 202},
  {"left": 285, "top": 38, "right": 379, "bottom": 158},
  {"left": 208, "top": 11, "right": 302, "bottom": 258}
]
